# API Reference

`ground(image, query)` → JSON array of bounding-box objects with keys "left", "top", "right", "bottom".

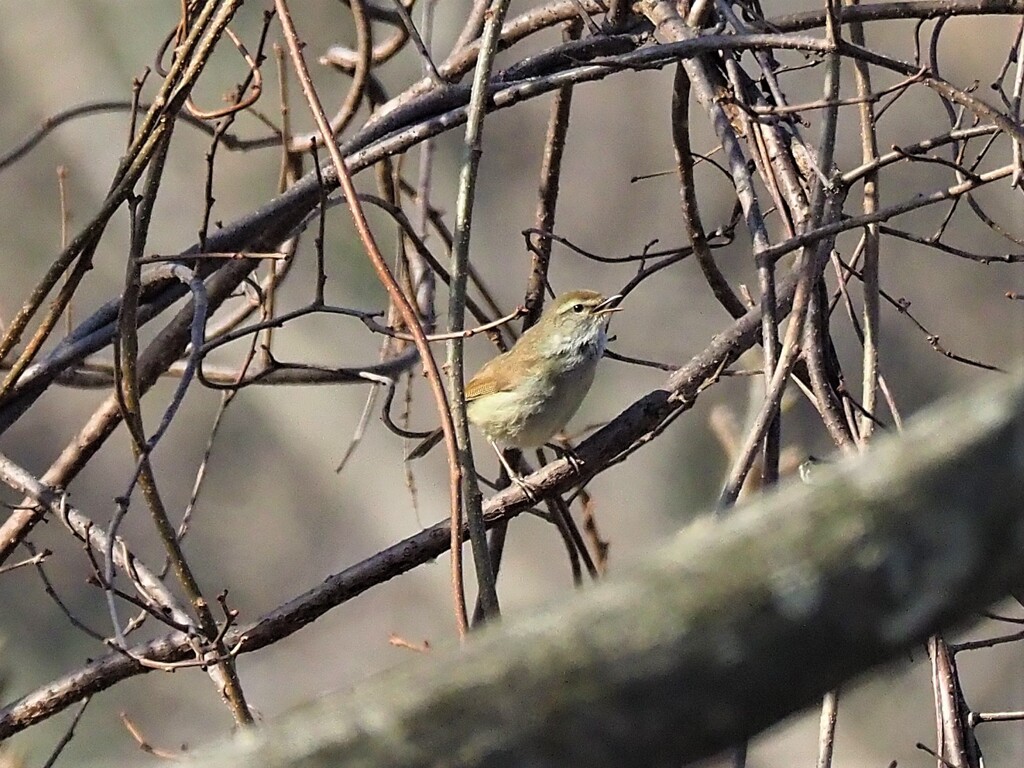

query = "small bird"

[{"left": 409, "top": 290, "right": 623, "bottom": 484}]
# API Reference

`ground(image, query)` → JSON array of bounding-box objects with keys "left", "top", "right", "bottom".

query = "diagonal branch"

[{"left": 159, "top": 369, "right": 1024, "bottom": 768}]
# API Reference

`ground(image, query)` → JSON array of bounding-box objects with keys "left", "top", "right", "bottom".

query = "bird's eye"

[{"left": 572, "top": 303, "right": 585, "bottom": 313}]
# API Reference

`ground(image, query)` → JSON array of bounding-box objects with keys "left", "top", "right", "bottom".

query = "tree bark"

[{"left": 181, "top": 370, "right": 1024, "bottom": 768}]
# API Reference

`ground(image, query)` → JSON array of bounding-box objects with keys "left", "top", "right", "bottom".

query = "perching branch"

[{"left": 177, "top": 368, "right": 1024, "bottom": 768}]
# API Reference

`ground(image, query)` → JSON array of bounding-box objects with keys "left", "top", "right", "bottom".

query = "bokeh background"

[{"left": 1, "top": 1, "right": 1022, "bottom": 765}]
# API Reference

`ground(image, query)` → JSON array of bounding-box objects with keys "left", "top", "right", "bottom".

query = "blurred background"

[{"left": 0, "top": 1, "right": 1022, "bottom": 765}]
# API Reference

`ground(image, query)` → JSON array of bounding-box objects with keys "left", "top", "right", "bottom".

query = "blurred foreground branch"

[{"left": 180, "top": 369, "right": 1024, "bottom": 768}]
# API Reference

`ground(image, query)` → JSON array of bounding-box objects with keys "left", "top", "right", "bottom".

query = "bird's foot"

[
  {"left": 507, "top": 471, "right": 540, "bottom": 504},
  {"left": 545, "top": 441, "right": 585, "bottom": 475},
  {"left": 489, "top": 442, "right": 539, "bottom": 503}
]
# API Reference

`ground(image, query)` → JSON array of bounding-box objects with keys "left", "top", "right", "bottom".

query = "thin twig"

[
  {"left": 40, "top": 696, "right": 92, "bottom": 768},
  {"left": 274, "top": 0, "right": 468, "bottom": 636},
  {"left": 446, "top": 0, "right": 512, "bottom": 629}
]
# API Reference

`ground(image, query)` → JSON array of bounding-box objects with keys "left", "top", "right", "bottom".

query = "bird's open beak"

[{"left": 594, "top": 294, "right": 624, "bottom": 315}]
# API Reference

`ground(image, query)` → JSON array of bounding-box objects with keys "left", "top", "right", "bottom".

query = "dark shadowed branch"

[{"left": 179, "top": 369, "right": 1024, "bottom": 768}]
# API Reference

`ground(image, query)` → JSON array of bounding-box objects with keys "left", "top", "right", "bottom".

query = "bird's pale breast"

[{"left": 467, "top": 331, "right": 604, "bottom": 447}]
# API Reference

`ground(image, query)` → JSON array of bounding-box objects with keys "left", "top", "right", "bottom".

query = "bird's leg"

[
  {"left": 489, "top": 440, "right": 538, "bottom": 503},
  {"left": 544, "top": 440, "right": 585, "bottom": 476}
]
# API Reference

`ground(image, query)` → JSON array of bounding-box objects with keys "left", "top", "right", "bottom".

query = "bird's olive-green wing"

[
  {"left": 464, "top": 351, "right": 516, "bottom": 401},
  {"left": 464, "top": 340, "right": 544, "bottom": 401}
]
